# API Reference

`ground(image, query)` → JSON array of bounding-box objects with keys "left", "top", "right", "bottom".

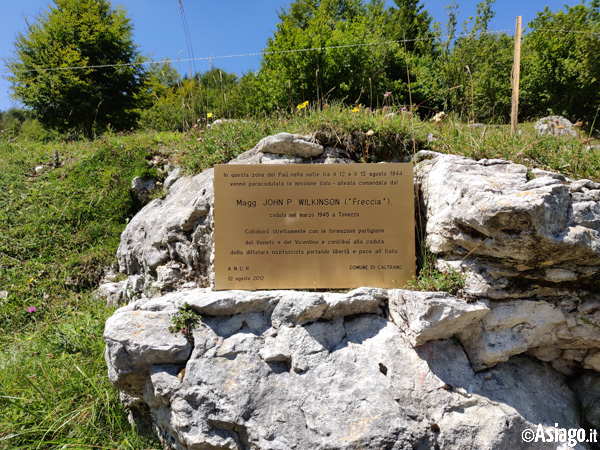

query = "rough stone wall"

[{"left": 103, "top": 133, "right": 600, "bottom": 449}]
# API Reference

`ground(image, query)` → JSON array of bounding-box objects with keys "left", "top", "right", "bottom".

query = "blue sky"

[{"left": 0, "top": 0, "right": 588, "bottom": 111}]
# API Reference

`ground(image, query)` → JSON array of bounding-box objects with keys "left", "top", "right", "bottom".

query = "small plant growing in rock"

[
  {"left": 581, "top": 317, "right": 600, "bottom": 329},
  {"left": 169, "top": 303, "right": 200, "bottom": 337},
  {"left": 407, "top": 245, "right": 466, "bottom": 295},
  {"left": 149, "top": 185, "right": 169, "bottom": 200},
  {"left": 407, "top": 266, "right": 466, "bottom": 295}
]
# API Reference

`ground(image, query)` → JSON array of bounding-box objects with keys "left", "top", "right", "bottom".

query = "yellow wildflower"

[
  {"left": 207, "top": 112, "right": 213, "bottom": 119},
  {"left": 296, "top": 101, "right": 309, "bottom": 110}
]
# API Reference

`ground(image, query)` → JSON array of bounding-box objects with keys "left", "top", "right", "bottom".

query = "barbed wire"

[
  {"left": 2, "top": 25, "right": 599, "bottom": 76},
  {"left": 1, "top": 29, "right": 513, "bottom": 75},
  {"left": 534, "top": 27, "right": 600, "bottom": 35}
]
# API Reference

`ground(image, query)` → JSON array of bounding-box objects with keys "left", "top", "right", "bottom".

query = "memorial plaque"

[{"left": 214, "top": 163, "right": 415, "bottom": 290}]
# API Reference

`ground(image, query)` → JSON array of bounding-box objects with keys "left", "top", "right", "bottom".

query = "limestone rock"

[
  {"left": 313, "top": 146, "right": 354, "bottom": 164},
  {"left": 105, "top": 136, "right": 600, "bottom": 449},
  {"left": 117, "top": 168, "right": 215, "bottom": 287},
  {"left": 322, "top": 286, "right": 385, "bottom": 319},
  {"left": 459, "top": 300, "right": 566, "bottom": 370},
  {"left": 152, "top": 262, "right": 183, "bottom": 292},
  {"left": 127, "top": 287, "right": 385, "bottom": 325},
  {"left": 131, "top": 176, "right": 157, "bottom": 203},
  {"left": 212, "top": 119, "right": 246, "bottom": 126},
  {"left": 415, "top": 151, "right": 600, "bottom": 299},
  {"left": 255, "top": 132, "right": 324, "bottom": 158},
  {"left": 459, "top": 299, "right": 600, "bottom": 372},
  {"left": 104, "top": 288, "right": 587, "bottom": 449},
  {"left": 388, "top": 290, "right": 489, "bottom": 345},
  {"left": 126, "top": 274, "right": 146, "bottom": 294},
  {"left": 570, "top": 371, "right": 600, "bottom": 428},
  {"left": 163, "top": 167, "right": 182, "bottom": 189},
  {"left": 180, "top": 289, "right": 281, "bottom": 316},
  {"left": 104, "top": 309, "right": 191, "bottom": 397},
  {"left": 535, "top": 115, "right": 577, "bottom": 137},
  {"left": 115, "top": 134, "right": 333, "bottom": 294},
  {"left": 97, "top": 281, "right": 126, "bottom": 307}
]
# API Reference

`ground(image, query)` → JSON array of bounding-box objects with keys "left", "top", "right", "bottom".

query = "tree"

[
  {"left": 260, "top": 0, "right": 397, "bottom": 109},
  {"left": 139, "top": 66, "right": 245, "bottom": 131},
  {"left": 385, "top": 0, "right": 434, "bottom": 54},
  {"left": 142, "top": 59, "right": 181, "bottom": 103},
  {"left": 378, "top": 0, "right": 439, "bottom": 112},
  {"left": 0, "top": 108, "right": 28, "bottom": 135},
  {"left": 6, "top": 0, "right": 144, "bottom": 135},
  {"left": 520, "top": 3, "right": 600, "bottom": 122},
  {"left": 258, "top": 0, "right": 444, "bottom": 113},
  {"left": 434, "top": 0, "right": 514, "bottom": 122}
]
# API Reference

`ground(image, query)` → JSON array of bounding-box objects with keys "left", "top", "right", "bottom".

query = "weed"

[
  {"left": 0, "top": 297, "right": 157, "bottom": 449},
  {"left": 406, "top": 264, "right": 466, "bottom": 296},
  {"left": 149, "top": 186, "right": 170, "bottom": 201},
  {"left": 0, "top": 133, "right": 170, "bottom": 448},
  {"left": 581, "top": 317, "right": 600, "bottom": 329},
  {"left": 169, "top": 303, "right": 201, "bottom": 337},
  {"left": 427, "top": 119, "right": 600, "bottom": 182},
  {"left": 406, "top": 244, "right": 466, "bottom": 295}
]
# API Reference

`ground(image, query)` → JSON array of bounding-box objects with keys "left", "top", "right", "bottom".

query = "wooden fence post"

[{"left": 511, "top": 16, "right": 522, "bottom": 136}]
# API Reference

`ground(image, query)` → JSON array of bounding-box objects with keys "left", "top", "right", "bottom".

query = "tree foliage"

[
  {"left": 7, "top": 0, "right": 144, "bottom": 136},
  {"left": 384, "top": 0, "right": 435, "bottom": 54},
  {"left": 260, "top": 0, "right": 399, "bottom": 109},
  {"left": 139, "top": 65, "right": 244, "bottom": 131},
  {"left": 78, "top": 0, "right": 600, "bottom": 131},
  {"left": 434, "top": 0, "right": 514, "bottom": 121},
  {"left": 520, "top": 3, "right": 600, "bottom": 122}
]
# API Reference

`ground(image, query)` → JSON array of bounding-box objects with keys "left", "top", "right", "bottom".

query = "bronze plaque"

[{"left": 214, "top": 164, "right": 415, "bottom": 290}]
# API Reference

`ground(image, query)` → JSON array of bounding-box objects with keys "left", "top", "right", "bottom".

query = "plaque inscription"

[{"left": 214, "top": 163, "right": 415, "bottom": 290}]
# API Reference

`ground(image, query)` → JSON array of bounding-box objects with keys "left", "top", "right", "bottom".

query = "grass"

[
  {"left": 406, "top": 246, "right": 466, "bottom": 295},
  {"left": 0, "top": 133, "right": 170, "bottom": 449},
  {"left": 1, "top": 103, "right": 599, "bottom": 448},
  {"left": 426, "top": 119, "right": 600, "bottom": 182},
  {"left": 0, "top": 299, "right": 157, "bottom": 449}
]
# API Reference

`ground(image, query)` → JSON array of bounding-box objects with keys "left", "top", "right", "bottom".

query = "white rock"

[
  {"left": 104, "top": 137, "right": 600, "bottom": 449},
  {"left": 97, "top": 281, "right": 126, "bottom": 307},
  {"left": 570, "top": 371, "right": 600, "bottom": 428},
  {"left": 388, "top": 290, "right": 489, "bottom": 345},
  {"left": 459, "top": 300, "right": 567, "bottom": 370},
  {"left": 163, "top": 167, "right": 181, "bottom": 189},
  {"left": 104, "top": 291, "right": 584, "bottom": 449},
  {"left": 104, "top": 309, "right": 191, "bottom": 397},
  {"left": 416, "top": 151, "right": 600, "bottom": 298},
  {"left": 131, "top": 176, "right": 156, "bottom": 203},
  {"left": 584, "top": 349, "right": 600, "bottom": 371},
  {"left": 255, "top": 133, "right": 324, "bottom": 158},
  {"left": 535, "top": 115, "right": 577, "bottom": 137},
  {"left": 117, "top": 168, "right": 215, "bottom": 286}
]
